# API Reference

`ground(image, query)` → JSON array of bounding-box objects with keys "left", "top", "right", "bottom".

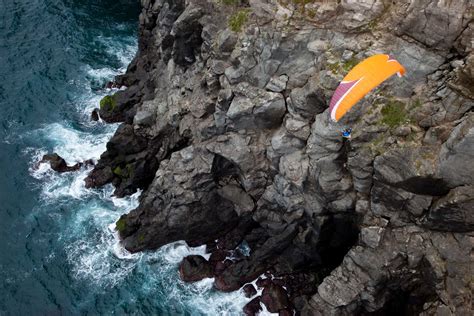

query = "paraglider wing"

[{"left": 329, "top": 54, "right": 406, "bottom": 122}]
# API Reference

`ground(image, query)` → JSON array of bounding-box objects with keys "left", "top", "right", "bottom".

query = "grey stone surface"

[{"left": 86, "top": 0, "right": 474, "bottom": 314}]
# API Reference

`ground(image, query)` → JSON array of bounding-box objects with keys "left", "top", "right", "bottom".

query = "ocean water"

[{"left": 0, "top": 1, "right": 257, "bottom": 314}]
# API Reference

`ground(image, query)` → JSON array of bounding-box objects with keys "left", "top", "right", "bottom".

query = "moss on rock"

[
  {"left": 99, "top": 95, "right": 117, "bottom": 112},
  {"left": 116, "top": 217, "right": 127, "bottom": 233},
  {"left": 113, "top": 164, "right": 134, "bottom": 179}
]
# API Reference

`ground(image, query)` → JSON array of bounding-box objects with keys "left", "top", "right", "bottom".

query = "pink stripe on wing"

[{"left": 329, "top": 80, "right": 358, "bottom": 116}]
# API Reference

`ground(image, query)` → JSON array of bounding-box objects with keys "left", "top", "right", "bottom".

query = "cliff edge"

[{"left": 86, "top": 0, "right": 473, "bottom": 314}]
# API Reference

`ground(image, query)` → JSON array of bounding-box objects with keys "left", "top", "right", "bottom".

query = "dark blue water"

[{"left": 0, "top": 1, "right": 249, "bottom": 314}]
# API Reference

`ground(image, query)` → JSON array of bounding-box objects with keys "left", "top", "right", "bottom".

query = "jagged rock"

[
  {"left": 423, "top": 185, "right": 474, "bottom": 232},
  {"left": 266, "top": 75, "right": 289, "bottom": 93},
  {"left": 90, "top": 108, "right": 99, "bottom": 121},
  {"left": 179, "top": 255, "right": 213, "bottom": 282},
  {"left": 40, "top": 153, "right": 84, "bottom": 173},
  {"left": 117, "top": 146, "right": 240, "bottom": 252},
  {"left": 226, "top": 83, "right": 286, "bottom": 130},
  {"left": 133, "top": 109, "right": 154, "bottom": 126},
  {"left": 439, "top": 114, "right": 474, "bottom": 187},
  {"left": 396, "top": 0, "right": 471, "bottom": 51},
  {"left": 87, "top": 0, "right": 474, "bottom": 315}
]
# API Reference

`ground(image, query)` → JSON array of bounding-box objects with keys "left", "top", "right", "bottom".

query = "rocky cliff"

[{"left": 86, "top": 0, "right": 473, "bottom": 314}]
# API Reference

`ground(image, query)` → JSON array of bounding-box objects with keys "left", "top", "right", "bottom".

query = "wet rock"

[
  {"left": 41, "top": 153, "right": 82, "bottom": 173},
  {"left": 243, "top": 297, "right": 262, "bottom": 316},
  {"left": 261, "top": 283, "right": 290, "bottom": 313},
  {"left": 256, "top": 277, "right": 272, "bottom": 289},
  {"left": 214, "top": 261, "right": 227, "bottom": 275},
  {"left": 179, "top": 255, "right": 213, "bottom": 282},
  {"left": 208, "top": 249, "right": 228, "bottom": 265},
  {"left": 243, "top": 283, "right": 257, "bottom": 298},
  {"left": 84, "top": 166, "right": 114, "bottom": 188},
  {"left": 91, "top": 108, "right": 99, "bottom": 121}
]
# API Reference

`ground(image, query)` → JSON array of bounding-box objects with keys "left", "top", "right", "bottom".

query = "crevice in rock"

[
  {"left": 162, "top": 132, "right": 192, "bottom": 161},
  {"left": 315, "top": 214, "right": 360, "bottom": 279},
  {"left": 211, "top": 153, "right": 242, "bottom": 184},
  {"left": 393, "top": 176, "right": 450, "bottom": 196}
]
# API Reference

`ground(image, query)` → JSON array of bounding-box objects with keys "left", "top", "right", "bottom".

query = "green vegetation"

[
  {"left": 367, "top": 135, "right": 387, "bottom": 156},
  {"left": 99, "top": 95, "right": 117, "bottom": 112},
  {"left": 411, "top": 99, "right": 422, "bottom": 108},
  {"left": 327, "top": 57, "right": 358, "bottom": 75},
  {"left": 229, "top": 9, "right": 250, "bottom": 32},
  {"left": 367, "top": 19, "right": 377, "bottom": 30},
  {"left": 220, "top": 0, "right": 240, "bottom": 5},
  {"left": 380, "top": 100, "right": 408, "bottom": 128},
  {"left": 138, "top": 234, "right": 145, "bottom": 242},
  {"left": 342, "top": 57, "right": 359, "bottom": 72},
  {"left": 328, "top": 62, "right": 340, "bottom": 74},
  {"left": 116, "top": 217, "right": 126, "bottom": 233}
]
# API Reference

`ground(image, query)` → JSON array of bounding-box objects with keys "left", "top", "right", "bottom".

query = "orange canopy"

[{"left": 329, "top": 54, "right": 406, "bottom": 122}]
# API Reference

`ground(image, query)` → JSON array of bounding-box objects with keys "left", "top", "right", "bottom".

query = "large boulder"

[{"left": 179, "top": 255, "right": 213, "bottom": 282}]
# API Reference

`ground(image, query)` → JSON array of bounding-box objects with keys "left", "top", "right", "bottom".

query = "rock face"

[{"left": 87, "top": 0, "right": 473, "bottom": 314}]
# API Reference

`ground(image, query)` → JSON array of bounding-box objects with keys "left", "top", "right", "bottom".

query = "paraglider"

[
  {"left": 342, "top": 128, "right": 352, "bottom": 139},
  {"left": 329, "top": 54, "right": 406, "bottom": 137}
]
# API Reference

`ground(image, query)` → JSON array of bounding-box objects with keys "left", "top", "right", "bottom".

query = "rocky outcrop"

[
  {"left": 88, "top": 0, "right": 473, "bottom": 314},
  {"left": 178, "top": 255, "right": 213, "bottom": 282},
  {"left": 41, "top": 153, "right": 93, "bottom": 173}
]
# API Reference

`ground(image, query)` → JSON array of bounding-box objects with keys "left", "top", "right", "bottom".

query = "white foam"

[
  {"left": 27, "top": 30, "right": 256, "bottom": 314},
  {"left": 97, "top": 34, "right": 137, "bottom": 71}
]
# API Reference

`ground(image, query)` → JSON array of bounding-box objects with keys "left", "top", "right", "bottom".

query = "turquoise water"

[{"left": 0, "top": 1, "right": 250, "bottom": 314}]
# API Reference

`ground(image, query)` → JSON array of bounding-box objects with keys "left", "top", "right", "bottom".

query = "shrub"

[
  {"left": 381, "top": 100, "right": 408, "bottom": 128},
  {"left": 229, "top": 9, "right": 249, "bottom": 32}
]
